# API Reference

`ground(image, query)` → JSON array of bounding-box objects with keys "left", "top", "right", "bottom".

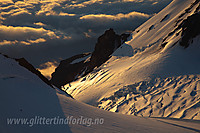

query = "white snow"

[
  {"left": 64, "top": 0, "right": 200, "bottom": 120},
  {"left": 0, "top": 55, "right": 71, "bottom": 132},
  {"left": 57, "top": 90, "right": 200, "bottom": 133},
  {"left": 1, "top": 54, "right": 198, "bottom": 132}
]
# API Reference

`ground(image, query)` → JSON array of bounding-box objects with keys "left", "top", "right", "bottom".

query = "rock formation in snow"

[{"left": 51, "top": 28, "right": 130, "bottom": 88}]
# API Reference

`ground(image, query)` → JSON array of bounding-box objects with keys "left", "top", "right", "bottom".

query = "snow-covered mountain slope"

[
  {"left": 1, "top": 53, "right": 198, "bottom": 133},
  {"left": 0, "top": 54, "right": 72, "bottom": 132},
  {"left": 64, "top": 0, "right": 200, "bottom": 120},
  {"left": 57, "top": 90, "right": 200, "bottom": 133}
]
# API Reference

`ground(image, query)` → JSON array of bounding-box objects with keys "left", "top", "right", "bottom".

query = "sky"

[{"left": 0, "top": 0, "right": 172, "bottom": 77}]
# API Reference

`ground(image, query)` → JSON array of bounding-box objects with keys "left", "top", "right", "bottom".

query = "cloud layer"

[
  {"left": 0, "top": 0, "right": 172, "bottom": 71},
  {"left": 80, "top": 11, "right": 150, "bottom": 21}
]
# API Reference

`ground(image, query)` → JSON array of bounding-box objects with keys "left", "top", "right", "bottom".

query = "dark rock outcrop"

[
  {"left": 160, "top": 14, "right": 169, "bottom": 22},
  {"left": 180, "top": 12, "right": 200, "bottom": 48},
  {"left": 51, "top": 28, "right": 130, "bottom": 88},
  {"left": 87, "top": 28, "right": 121, "bottom": 71},
  {"left": 50, "top": 53, "right": 91, "bottom": 88},
  {"left": 15, "top": 57, "right": 53, "bottom": 88},
  {"left": 148, "top": 25, "right": 155, "bottom": 32},
  {"left": 161, "top": 2, "right": 200, "bottom": 49}
]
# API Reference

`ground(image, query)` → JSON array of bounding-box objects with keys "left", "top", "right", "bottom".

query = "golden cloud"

[
  {"left": 0, "top": 38, "right": 46, "bottom": 46},
  {"left": 0, "top": 40, "right": 18, "bottom": 45},
  {"left": 59, "top": 12, "right": 76, "bottom": 16},
  {"left": 0, "top": 25, "right": 58, "bottom": 38},
  {"left": 122, "top": 0, "right": 144, "bottom": 2},
  {"left": 66, "top": 0, "right": 149, "bottom": 8},
  {"left": 11, "top": 10, "right": 31, "bottom": 16},
  {"left": 34, "top": 22, "right": 47, "bottom": 27},
  {"left": 36, "top": 2, "right": 60, "bottom": 16},
  {"left": 66, "top": 0, "right": 103, "bottom": 8},
  {"left": 15, "top": 1, "right": 34, "bottom": 8},
  {"left": 63, "top": 36, "right": 72, "bottom": 40},
  {"left": 38, "top": 61, "right": 58, "bottom": 79},
  {"left": 0, "top": 5, "right": 15, "bottom": 11},
  {"left": 20, "top": 41, "right": 31, "bottom": 45},
  {"left": 0, "top": 0, "right": 13, "bottom": 4},
  {"left": 80, "top": 11, "right": 150, "bottom": 21},
  {"left": 28, "top": 38, "right": 46, "bottom": 44},
  {"left": 152, "top": 2, "right": 158, "bottom": 5},
  {"left": 0, "top": 8, "right": 31, "bottom": 17},
  {"left": 0, "top": 25, "right": 59, "bottom": 45}
]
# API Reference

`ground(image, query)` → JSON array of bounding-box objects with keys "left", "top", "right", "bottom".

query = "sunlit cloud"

[
  {"left": 121, "top": 0, "right": 144, "bottom": 2},
  {"left": 38, "top": 61, "right": 58, "bottom": 79},
  {"left": 36, "top": 2, "right": 61, "bottom": 16},
  {"left": 15, "top": 1, "right": 34, "bottom": 8},
  {"left": 0, "top": 40, "right": 17, "bottom": 45},
  {"left": 20, "top": 41, "right": 31, "bottom": 45},
  {"left": 80, "top": 11, "right": 150, "bottom": 21},
  {"left": 1, "top": 8, "right": 21, "bottom": 16},
  {"left": 0, "top": 0, "right": 13, "bottom": 4},
  {"left": 0, "top": 8, "right": 31, "bottom": 18},
  {"left": 11, "top": 10, "right": 31, "bottom": 16},
  {"left": 59, "top": 12, "right": 76, "bottom": 16},
  {"left": 0, "top": 5, "right": 16, "bottom": 11},
  {"left": 66, "top": 0, "right": 103, "bottom": 8},
  {"left": 36, "top": 2, "right": 77, "bottom": 16},
  {"left": 0, "top": 0, "right": 172, "bottom": 67},
  {"left": 152, "top": 2, "right": 158, "bottom": 5},
  {"left": 34, "top": 22, "right": 47, "bottom": 27},
  {"left": 63, "top": 36, "right": 72, "bottom": 40},
  {"left": 29, "top": 38, "right": 46, "bottom": 44},
  {"left": 0, "top": 25, "right": 58, "bottom": 43},
  {"left": 0, "top": 38, "right": 46, "bottom": 46},
  {"left": 65, "top": 0, "right": 160, "bottom": 8},
  {"left": 23, "top": 0, "right": 40, "bottom": 4}
]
